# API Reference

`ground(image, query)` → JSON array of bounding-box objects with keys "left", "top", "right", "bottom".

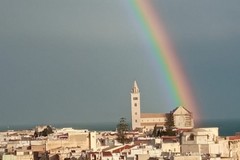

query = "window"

[
  {"left": 135, "top": 112, "right": 137, "bottom": 115},
  {"left": 135, "top": 120, "right": 137, "bottom": 123},
  {"left": 134, "top": 103, "right": 137, "bottom": 107},
  {"left": 133, "top": 97, "right": 138, "bottom": 100},
  {"left": 187, "top": 134, "right": 195, "bottom": 141}
]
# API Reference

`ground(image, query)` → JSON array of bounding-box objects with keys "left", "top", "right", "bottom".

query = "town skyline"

[{"left": 0, "top": 1, "right": 240, "bottom": 126}]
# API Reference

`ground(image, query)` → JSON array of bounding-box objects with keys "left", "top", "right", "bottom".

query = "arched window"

[
  {"left": 187, "top": 133, "right": 194, "bottom": 141},
  {"left": 190, "top": 134, "right": 194, "bottom": 140}
]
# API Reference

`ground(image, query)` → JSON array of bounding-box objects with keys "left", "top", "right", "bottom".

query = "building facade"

[
  {"left": 180, "top": 128, "right": 221, "bottom": 155},
  {"left": 130, "top": 81, "right": 194, "bottom": 131}
]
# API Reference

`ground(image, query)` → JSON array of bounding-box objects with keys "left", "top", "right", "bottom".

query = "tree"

[
  {"left": 165, "top": 113, "right": 176, "bottom": 136},
  {"left": 151, "top": 113, "right": 176, "bottom": 137},
  {"left": 165, "top": 113, "right": 174, "bottom": 129},
  {"left": 116, "top": 117, "right": 130, "bottom": 144},
  {"left": 152, "top": 124, "right": 163, "bottom": 137},
  {"left": 34, "top": 125, "right": 54, "bottom": 138}
]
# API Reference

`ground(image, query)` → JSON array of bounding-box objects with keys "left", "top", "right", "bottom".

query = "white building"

[
  {"left": 171, "top": 106, "right": 194, "bottom": 129},
  {"left": 130, "top": 81, "right": 194, "bottom": 131},
  {"left": 181, "top": 127, "right": 220, "bottom": 155},
  {"left": 46, "top": 128, "right": 96, "bottom": 151}
]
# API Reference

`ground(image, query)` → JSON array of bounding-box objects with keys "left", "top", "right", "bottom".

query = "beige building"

[
  {"left": 181, "top": 128, "right": 220, "bottom": 155},
  {"left": 2, "top": 149, "right": 34, "bottom": 160},
  {"left": 131, "top": 81, "right": 194, "bottom": 131},
  {"left": 218, "top": 136, "right": 240, "bottom": 159},
  {"left": 2, "top": 154, "right": 34, "bottom": 160},
  {"left": 173, "top": 155, "right": 202, "bottom": 160},
  {"left": 171, "top": 106, "right": 194, "bottom": 129},
  {"left": 161, "top": 141, "right": 180, "bottom": 153},
  {"left": 46, "top": 128, "right": 96, "bottom": 151}
]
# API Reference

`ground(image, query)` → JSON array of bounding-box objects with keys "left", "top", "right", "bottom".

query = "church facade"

[{"left": 131, "top": 81, "right": 194, "bottom": 131}]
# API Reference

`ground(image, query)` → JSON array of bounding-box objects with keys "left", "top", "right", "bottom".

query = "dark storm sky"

[{"left": 0, "top": 0, "right": 240, "bottom": 126}]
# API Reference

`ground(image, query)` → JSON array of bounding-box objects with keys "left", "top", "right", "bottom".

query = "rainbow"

[{"left": 128, "top": 1, "right": 200, "bottom": 122}]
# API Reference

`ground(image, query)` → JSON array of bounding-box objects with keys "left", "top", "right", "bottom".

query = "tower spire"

[{"left": 132, "top": 80, "right": 139, "bottom": 93}]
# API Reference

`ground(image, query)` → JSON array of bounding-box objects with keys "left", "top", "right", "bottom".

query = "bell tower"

[{"left": 131, "top": 81, "right": 141, "bottom": 130}]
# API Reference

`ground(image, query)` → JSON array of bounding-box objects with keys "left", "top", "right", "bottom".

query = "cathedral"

[{"left": 131, "top": 81, "right": 194, "bottom": 131}]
